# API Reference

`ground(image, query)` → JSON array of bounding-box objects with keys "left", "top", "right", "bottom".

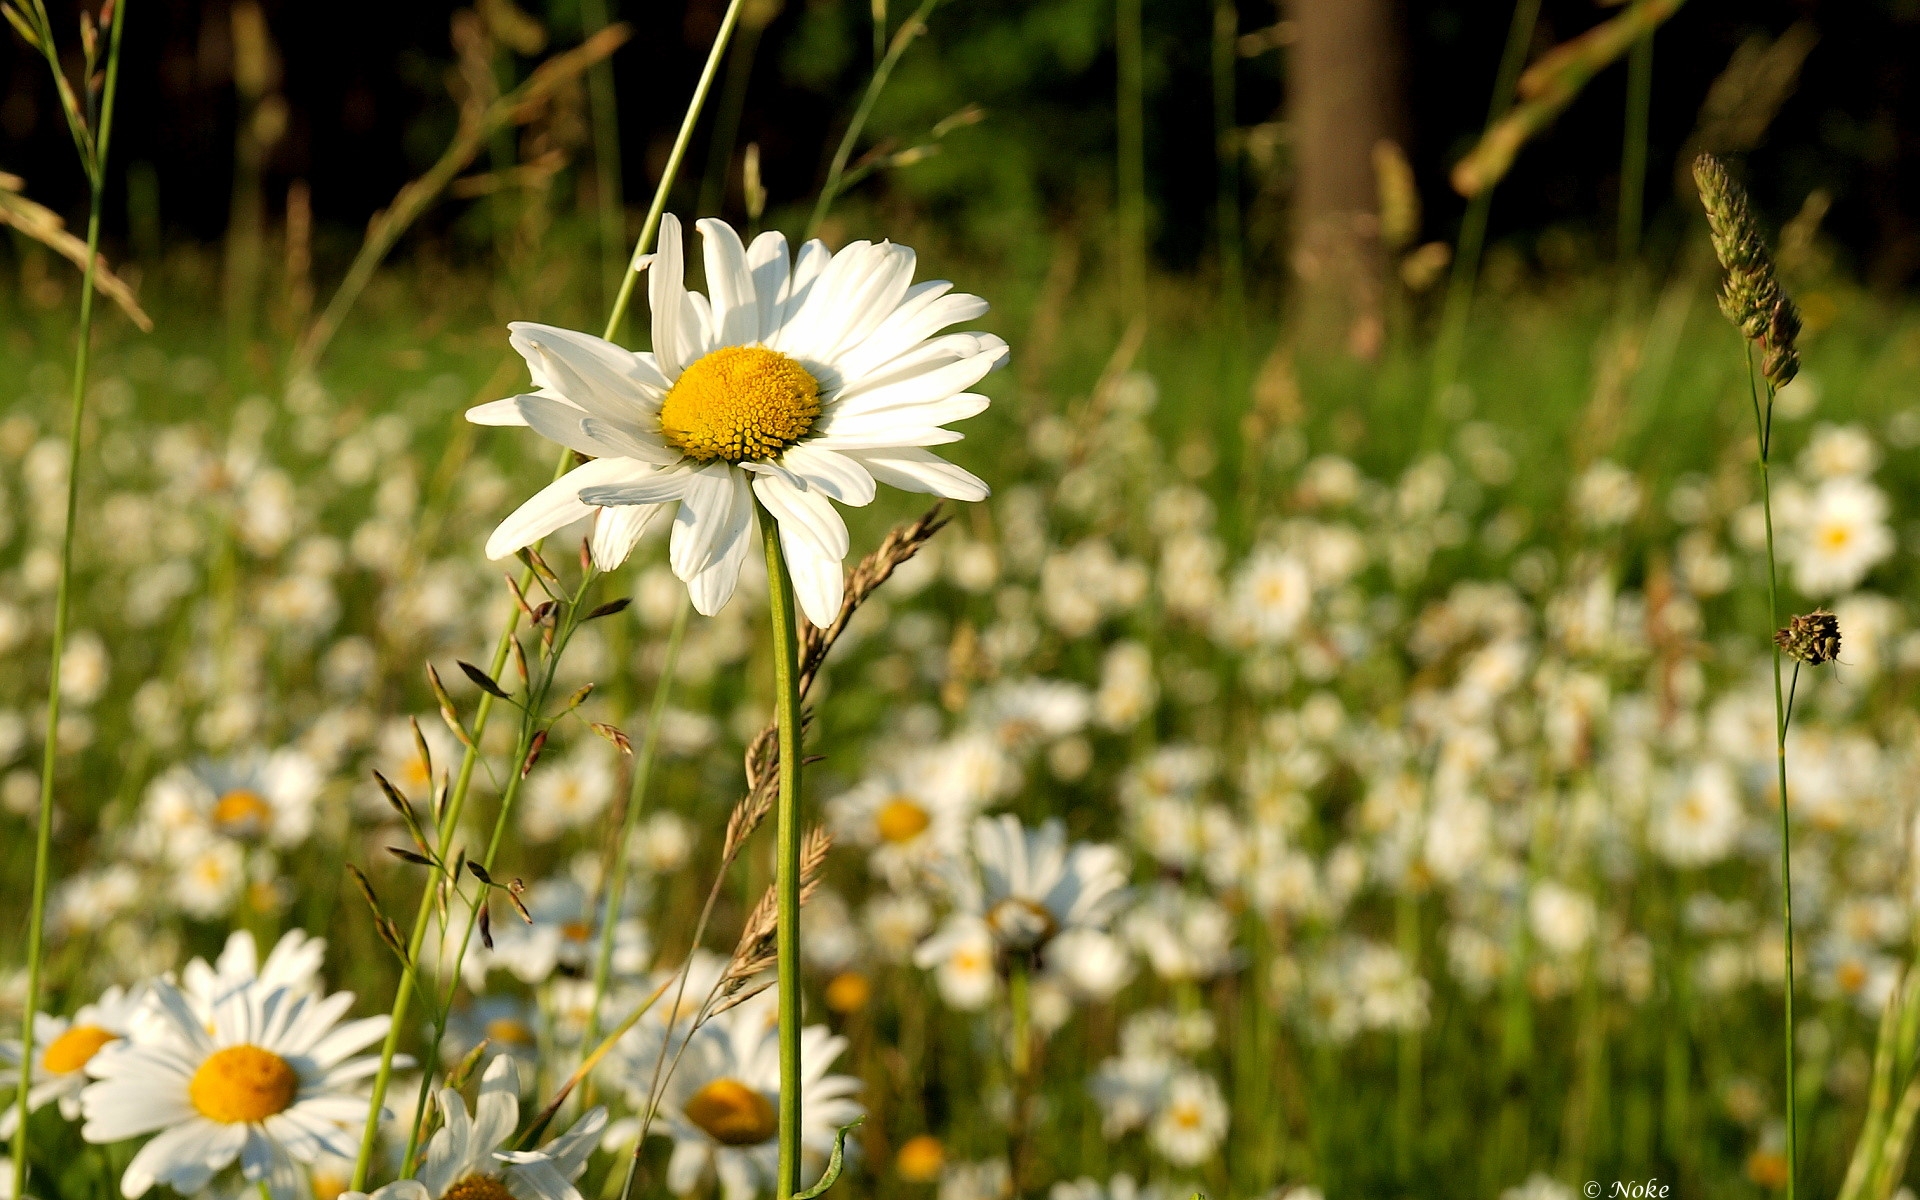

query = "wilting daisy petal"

[{"left": 473, "top": 213, "right": 1005, "bottom": 626}]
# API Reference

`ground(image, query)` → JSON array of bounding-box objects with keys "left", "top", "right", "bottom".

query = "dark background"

[{"left": 2, "top": 0, "right": 1918, "bottom": 285}]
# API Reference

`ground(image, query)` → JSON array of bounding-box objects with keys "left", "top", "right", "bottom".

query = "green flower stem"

[
  {"left": 15, "top": 3, "right": 128, "bottom": 1195},
  {"left": 581, "top": 595, "right": 693, "bottom": 1090},
  {"left": 1749, "top": 353, "right": 1798, "bottom": 1200},
  {"left": 348, "top": 0, "right": 746, "bottom": 1181},
  {"left": 761, "top": 513, "right": 805, "bottom": 1200}
]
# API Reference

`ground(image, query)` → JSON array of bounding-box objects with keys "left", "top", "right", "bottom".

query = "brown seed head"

[{"left": 1774, "top": 609, "right": 1840, "bottom": 666}]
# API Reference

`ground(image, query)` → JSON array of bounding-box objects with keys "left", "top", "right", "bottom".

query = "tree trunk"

[{"left": 1288, "top": 0, "right": 1403, "bottom": 358}]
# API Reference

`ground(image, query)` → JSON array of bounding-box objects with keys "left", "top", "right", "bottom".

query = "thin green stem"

[
  {"left": 762, "top": 513, "right": 804, "bottom": 1200},
  {"left": 581, "top": 597, "right": 692, "bottom": 1067},
  {"left": 1748, "top": 351, "right": 1797, "bottom": 1200},
  {"left": 605, "top": 0, "right": 750, "bottom": 341},
  {"left": 15, "top": 5, "right": 127, "bottom": 1196},
  {"left": 805, "top": 0, "right": 943, "bottom": 241}
]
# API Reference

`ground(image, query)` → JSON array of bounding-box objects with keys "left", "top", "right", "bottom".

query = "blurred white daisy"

[
  {"left": 644, "top": 992, "right": 863, "bottom": 1200},
  {"left": 79, "top": 979, "right": 389, "bottom": 1199},
  {"left": 349, "top": 1056, "right": 603, "bottom": 1200},
  {"left": 1792, "top": 476, "right": 1893, "bottom": 596},
  {"left": 138, "top": 749, "right": 323, "bottom": 856},
  {"left": 0, "top": 985, "right": 145, "bottom": 1135},
  {"left": 916, "top": 816, "right": 1129, "bottom": 1005},
  {"left": 826, "top": 764, "right": 973, "bottom": 890},
  {"left": 469, "top": 214, "right": 1007, "bottom": 626}
]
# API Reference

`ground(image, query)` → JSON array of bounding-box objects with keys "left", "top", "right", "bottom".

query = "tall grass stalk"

[
  {"left": 348, "top": 3, "right": 750, "bottom": 1185},
  {"left": 12, "top": 2, "right": 128, "bottom": 1195},
  {"left": 761, "top": 515, "right": 806, "bottom": 1199},
  {"left": 1748, "top": 351, "right": 1798, "bottom": 1200},
  {"left": 804, "top": 0, "right": 943, "bottom": 241}
]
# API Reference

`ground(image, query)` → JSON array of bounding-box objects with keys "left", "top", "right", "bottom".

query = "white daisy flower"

[
  {"left": 643, "top": 993, "right": 863, "bottom": 1200},
  {"left": 179, "top": 930, "right": 329, "bottom": 1022},
  {"left": 138, "top": 749, "right": 324, "bottom": 856},
  {"left": 1146, "top": 1069, "right": 1228, "bottom": 1167},
  {"left": 1791, "top": 475, "right": 1893, "bottom": 596},
  {"left": 348, "top": 1056, "right": 604, "bottom": 1200},
  {"left": 0, "top": 985, "right": 145, "bottom": 1135},
  {"left": 469, "top": 214, "right": 1007, "bottom": 627},
  {"left": 915, "top": 816, "right": 1129, "bottom": 1007},
  {"left": 825, "top": 763, "right": 974, "bottom": 890},
  {"left": 78, "top": 979, "right": 389, "bottom": 1200}
]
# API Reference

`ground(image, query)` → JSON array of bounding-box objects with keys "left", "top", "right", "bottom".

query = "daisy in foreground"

[
  {"left": 469, "top": 213, "right": 1007, "bottom": 626},
  {"left": 0, "top": 984, "right": 144, "bottom": 1135},
  {"left": 79, "top": 980, "right": 388, "bottom": 1199},
  {"left": 348, "top": 1056, "right": 604, "bottom": 1200},
  {"left": 637, "top": 992, "right": 863, "bottom": 1200}
]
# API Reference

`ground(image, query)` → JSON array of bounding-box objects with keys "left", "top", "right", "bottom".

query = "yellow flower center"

[
  {"left": 212, "top": 789, "right": 273, "bottom": 834},
  {"left": 484, "top": 1017, "right": 536, "bottom": 1046},
  {"left": 824, "top": 971, "right": 872, "bottom": 1014},
  {"left": 684, "top": 1077, "right": 777, "bottom": 1146},
  {"left": 659, "top": 346, "right": 821, "bottom": 463},
  {"left": 894, "top": 1134, "right": 946, "bottom": 1183},
  {"left": 42, "top": 1025, "right": 117, "bottom": 1074},
  {"left": 875, "top": 797, "right": 932, "bottom": 844},
  {"left": 443, "top": 1175, "right": 517, "bottom": 1200},
  {"left": 1820, "top": 524, "right": 1852, "bottom": 550},
  {"left": 188, "top": 1045, "right": 299, "bottom": 1123}
]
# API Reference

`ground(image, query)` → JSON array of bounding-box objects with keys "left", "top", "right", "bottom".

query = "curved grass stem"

[
  {"left": 14, "top": 3, "right": 128, "bottom": 1195},
  {"left": 1748, "top": 350, "right": 1798, "bottom": 1200}
]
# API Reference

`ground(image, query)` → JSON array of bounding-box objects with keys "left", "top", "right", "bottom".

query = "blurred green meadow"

[{"left": 6, "top": 3, "right": 1920, "bottom": 1200}]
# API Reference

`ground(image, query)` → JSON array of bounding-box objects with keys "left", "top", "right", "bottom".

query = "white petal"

[
  {"left": 508, "top": 324, "right": 665, "bottom": 420},
  {"left": 846, "top": 446, "right": 988, "bottom": 500},
  {"left": 466, "top": 397, "right": 530, "bottom": 426},
  {"left": 667, "top": 463, "right": 748, "bottom": 579},
  {"left": 778, "top": 444, "right": 876, "bottom": 505},
  {"left": 515, "top": 395, "right": 628, "bottom": 460},
  {"left": 698, "top": 218, "right": 759, "bottom": 348},
  {"left": 829, "top": 283, "right": 988, "bottom": 380},
  {"left": 648, "top": 214, "right": 691, "bottom": 379},
  {"left": 485, "top": 459, "right": 644, "bottom": 561},
  {"left": 746, "top": 232, "right": 791, "bottom": 343},
  {"left": 590, "top": 504, "right": 662, "bottom": 570},
  {"left": 684, "top": 486, "right": 758, "bottom": 616},
  {"left": 753, "top": 474, "right": 848, "bottom": 629},
  {"left": 821, "top": 348, "right": 1001, "bottom": 424}
]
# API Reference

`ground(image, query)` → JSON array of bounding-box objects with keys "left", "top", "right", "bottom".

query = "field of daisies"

[{"left": 6, "top": 5, "right": 1920, "bottom": 1200}]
